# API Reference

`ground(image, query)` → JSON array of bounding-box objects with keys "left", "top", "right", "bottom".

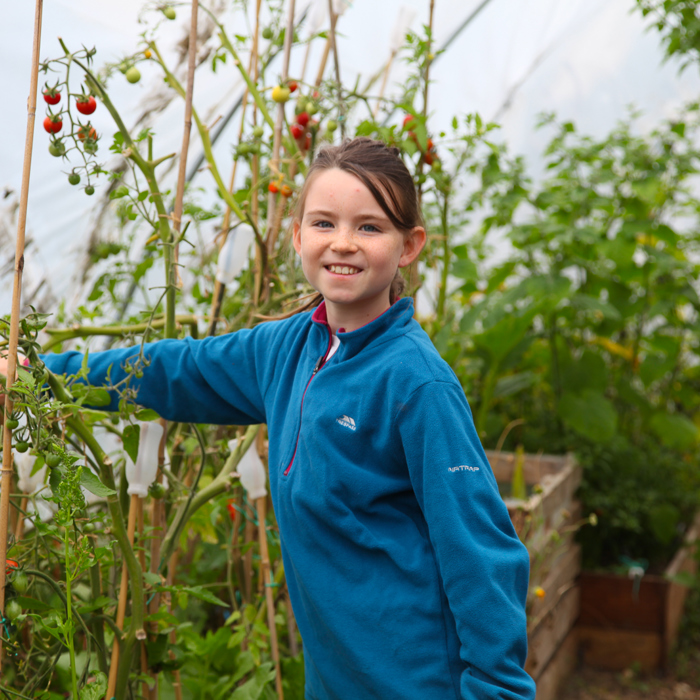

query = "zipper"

[{"left": 284, "top": 331, "right": 333, "bottom": 476}]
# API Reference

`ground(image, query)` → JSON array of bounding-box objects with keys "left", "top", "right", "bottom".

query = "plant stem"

[
  {"left": 436, "top": 192, "right": 450, "bottom": 319},
  {"left": 159, "top": 425, "right": 258, "bottom": 570},
  {"left": 0, "top": 0, "right": 44, "bottom": 669},
  {"left": 64, "top": 524, "right": 79, "bottom": 699},
  {"left": 41, "top": 315, "right": 199, "bottom": 352}
]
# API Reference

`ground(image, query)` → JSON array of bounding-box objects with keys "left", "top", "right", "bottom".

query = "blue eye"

[
  {"left": 360, "top": 224, "right": 379, "bottom": 232},
  {"left": 314, "top": 220, "right": 333, "bottom": 228}
]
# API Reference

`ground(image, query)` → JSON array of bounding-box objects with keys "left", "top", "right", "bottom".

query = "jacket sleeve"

[
  {"left": 396, "top": 379, "right": 536, "bottom": 700},
  {"left": 40, "top": 324, "right": 280, "bottom": 425}
]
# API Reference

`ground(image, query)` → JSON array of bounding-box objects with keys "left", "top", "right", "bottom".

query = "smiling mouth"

[{"left": 326, "top": 264, "right": 361, "bottom": 275}]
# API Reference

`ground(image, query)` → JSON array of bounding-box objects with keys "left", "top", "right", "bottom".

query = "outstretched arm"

[
  {"left": 36, "top": 326, "right": 279, "bottom": 425},
  {"left": 397, "top": 380, "right": 536, "bottom": 700}
]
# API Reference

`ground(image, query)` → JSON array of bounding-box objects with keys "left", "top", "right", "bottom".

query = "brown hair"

[{"left": 283, "top": 137, "right": 424, "bottom": 316}]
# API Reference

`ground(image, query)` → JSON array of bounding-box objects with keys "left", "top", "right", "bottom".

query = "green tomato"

[
  {"left": 14, "top": 442, "right": 29, "bottom": 454},
  {"left": 5, "top": 419, "right": 19, "bottom": 430},
  {"left": 68, "top": 172, "right": 81, "bottom": 185},
  {"left": 85, "top": 185, "right": 95, "bottom": 196},
  {"left": 326, "top": 119, "right": 338, "bottom": 133},
  {"left": 262, "top": 27, "right": 273, "bottom": 40},
  {"left": 5, "top": 600, "right": 21, "bottom": 621},
  {"left": 163, "top": 6, "right": 176, "bottom": 19},
  {"left": 149, "top": 482, "right": 166, "bottom": 499},
  {"left": 83, "top": 522, "right": 96, "bottom": 533},
  {"left": 12, "top": 572, "right": 28, "bottom": 595},
  {"left": 306, "top": 102, "right": 318, "bottom": 115},
  {"left": 48, "top": 142, "right": 65, "bottom": 157},
  {"left": 125, "top": 67, "right": 141, "bottom": 84},
  {"left": 253, "top": 125, "right": 264, "bottom": 138},
  {"left": 45, "top": 454, "right": 61, "bottom": 468}
]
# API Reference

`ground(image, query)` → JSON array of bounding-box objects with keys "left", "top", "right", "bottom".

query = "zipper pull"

[{"left": 312, "top": 355, "right": 325, "bottom": 375}]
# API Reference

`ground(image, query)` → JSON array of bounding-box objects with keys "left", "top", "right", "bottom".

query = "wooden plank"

[
  {"left": 577, "top": 626, "right": 661, "bottom": 672},
  {"left": 529, "top": 543, "right": 581, "bottom": 623},
  {"left": 578, "top": 571, "right": 666, "bottom": 633},
  {"left": 534, "top": 627, "right": 578, "bottom": 700},
  {"left": 664, "top": 512, "right": 700, "bottom": 662},
  {"left": 526, "top": 586, "right": 580, "bottom": 680}
]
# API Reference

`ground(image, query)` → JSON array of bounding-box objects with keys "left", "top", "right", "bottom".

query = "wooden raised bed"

[
  {"left": 577, "top": 512, "right": 700, "bottom": 672},
  {"left": 486, "top": 451, "right": 582, "bottom": 700}
]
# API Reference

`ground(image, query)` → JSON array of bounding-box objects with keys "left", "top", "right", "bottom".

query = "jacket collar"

[{"left": 309, "top": 297, "right": 415, "bottom": 362}]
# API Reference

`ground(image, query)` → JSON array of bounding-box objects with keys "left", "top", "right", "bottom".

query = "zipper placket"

[{"left": 284, "top": 328, "right": 333, "bottom": 476}]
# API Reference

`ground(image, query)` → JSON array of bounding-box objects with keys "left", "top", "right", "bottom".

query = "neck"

[{"left": 324, "top": 298, "right": 392, "bottom": 334}]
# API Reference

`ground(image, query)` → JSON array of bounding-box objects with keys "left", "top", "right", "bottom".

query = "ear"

[
  {"left": 292, "top": 220, "right": 302, "bottom": 256},
  {"left": 398, "top": 226, "right": 426, "bottom": 268}
]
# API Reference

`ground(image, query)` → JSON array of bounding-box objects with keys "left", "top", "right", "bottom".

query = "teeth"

[{"left": 329, "top": 265, "right": 358, "bottom": 275}]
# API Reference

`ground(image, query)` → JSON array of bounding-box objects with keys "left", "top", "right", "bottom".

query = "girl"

[{"left": 6, "top": 138, "right": 535, "bottom": 699}]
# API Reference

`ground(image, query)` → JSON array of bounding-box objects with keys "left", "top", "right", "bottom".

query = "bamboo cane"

[
  {"left": 107, "top": 493, "right": 138, "bottom": 699},
  {"left": 256, "top": 496, "right": 283, "bottom": 699},
  {"left": 209, "top": 0, "right": 263, "bottom": 331},
  {"left": 314, "top": 37, "right": 332, "bottom": 87},
  {"left": 326, "top": 0, "right": 345, "bottom": 138},
  {"left": 265, "top": 0, "right": 297, "bottom": 264},
  {"left": 147, "top": 418, "right": 168, "bottom": 699},
  {"left": 172, "top": 0, "right": 199, "bottom": 274},
  {"left": 0, "top": 0, "right": 43, "bottom": 668}
]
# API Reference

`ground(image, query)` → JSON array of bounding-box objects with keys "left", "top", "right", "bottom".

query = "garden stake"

[
  {"left": 208, "top": 8, "right": 261, "bottom": 331},
  {"left": 265, "top": 0, "right": 296, "bottom": 261},
  {"left": 107, "top": 493, "right": 138, "bottom": 699},
  {"left": 147, "top": 419, "right": 168, "bottom": 698},
  {"left": 257, "top": 495, "right": 284, "bottom": 698},
  {"left": 172, "top": 0, "right": 199, "bottom": 273},
  {"left": 326, "top": 0, "right": 345, "bottom": 137},
  {"left": 0, "top": 0, "right": 43, "bottom": 668},
  {"left": 239, "top": 442, "right": 283, "bottom": 698}
]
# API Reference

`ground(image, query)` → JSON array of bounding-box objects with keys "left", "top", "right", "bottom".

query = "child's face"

[{"left": 293, "top": 169, "right": 424, "bottom": 327}]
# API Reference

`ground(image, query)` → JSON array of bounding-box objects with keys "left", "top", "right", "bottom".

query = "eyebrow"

[{"left": 304, "top": 208, "right": 391, "bottom": 224}]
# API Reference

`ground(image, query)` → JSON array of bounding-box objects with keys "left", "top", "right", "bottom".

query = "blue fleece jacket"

[{"left": 42, "top": 297, "right": 535, "bottom": 700}]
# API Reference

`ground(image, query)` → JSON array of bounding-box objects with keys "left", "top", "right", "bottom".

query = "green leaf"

[
  {"left": 493, "top": 372, "right": 537, "bottom": 399},
  {"left": 571, "top": 294, "right": 622, "bottom": 321},
  {"left": 649, "top": 412, "right": 699, "bottom": 450},
  {"left": 122, "top": 423, "right": 141, "bottom": 464},
  {"left": 135, "top": 408, "right": 160, "bottom": 422},
  {"left": 80, "top": 469, "right": 116, "bottom": 498},
  {"left": 15, "top": 596, "right": 51, "bottom": 612},
  {"left": 648, "top": 503, "right": 680, "bottom": 545},
  {"left": 558, "top": 390, "right": 617, "bottom": 443},
  {"left": 181, "top": 586, "right": 230, "bottom": 608},
  {"left": 230, "top": 662, "right": 275, "bottom": 700},
  {"left": 79, "top": 671, "right": 107, "bottom": 700}
]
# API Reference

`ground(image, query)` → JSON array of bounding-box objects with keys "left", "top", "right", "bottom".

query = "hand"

[{"left": 0, "top": 353, "right": 25, "bottom": 408}]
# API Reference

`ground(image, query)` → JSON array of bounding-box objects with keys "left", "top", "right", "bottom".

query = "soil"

[{"left": 561, "top": 650, "right": 700, "bottom": 700}]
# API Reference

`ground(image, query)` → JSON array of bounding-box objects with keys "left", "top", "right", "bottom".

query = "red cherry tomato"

[
  {"left": 43, "top": 89, "right": 61, "bottom": 106},
  {"left": 403, "top": 114, "right": 415, "bottom": 130},
  {"left": 426, "top": 138, "right": 434, "bottom": 151},
  {"left": 5, "top": 559, "right": 18, "bottom": 574},
  {"left": 297, "top": 111, "right": 310, "bottom": 127},
  {"left": 78, "top": 125, "right": 98, "bottom": 141},
  {"left": 43, "top": 116, "right": 62, "bottom": 134},
  {"left": 288, "top": 81, "right": 298, "bottom": 93},
  {"left": 76, "top": 96, "right": 97, "bottom": 115},
  {"left": 304, "top": 134, "right": 312, "bottom": 151},
  {"left": 290, "top": 123, "right": 304, "bottom": 140},
  {"left": 424, "top": 151, "right": 434, "bottom": 166},
  {"left": 226, "top": 500, "right": 237, "bottom": 521},
  {"left": 268, "top": 182, "right": 279, "bottom": 194},
  {"left": 280, "top": 184, "right": 293, "bottom": 198}
]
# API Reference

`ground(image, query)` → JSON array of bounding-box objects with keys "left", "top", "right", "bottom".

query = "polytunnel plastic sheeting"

[{"left": 1, "top": 0, "right": 699, "bottom": 313}]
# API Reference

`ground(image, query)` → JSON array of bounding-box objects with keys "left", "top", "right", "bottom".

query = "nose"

[{"left": 329, "top": 226, "right": 358, "bottom": 253}]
